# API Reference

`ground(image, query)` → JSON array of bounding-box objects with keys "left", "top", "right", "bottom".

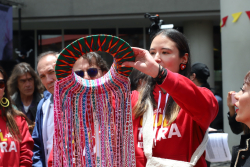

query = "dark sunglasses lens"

[
  {"left": 0, "top": 81, "right": 5, "bottom": 88},
  {"left": 87, "top": 68, "right": 98, "bottom": 78},
  {"left": 75, "top": 71, "right": 84, "bottom": 77}
]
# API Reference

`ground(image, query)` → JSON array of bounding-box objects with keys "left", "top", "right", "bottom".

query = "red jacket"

[
  {"left": 132, "top": 70, "right": 218, "bottom": 167},
  {"left": 0, "top": 110, "right": 34, "bottom": 167}
]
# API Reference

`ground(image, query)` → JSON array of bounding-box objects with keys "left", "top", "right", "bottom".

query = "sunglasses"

[
  {"left": 0, "top": 80, "right": 5, "bottom": 89},
  {"left": 74, "top": 68, "right": 100, "bottom": 78}
]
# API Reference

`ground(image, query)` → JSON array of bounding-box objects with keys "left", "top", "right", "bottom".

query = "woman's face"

[
  {"left": 235, "top": 83, "right": 250, "bottom": 125},
  {"left": 149, "top": 34, "right": 188, "bottom": 73},
  {"left": 0, "top": 72, "right": 5, "bottom": 100}
]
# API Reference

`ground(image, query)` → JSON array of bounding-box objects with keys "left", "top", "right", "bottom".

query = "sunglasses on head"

[
  {"left": 74, "top": 68, "right": 100, "bottom": 78},
  {"left": 0, "top": 79, "right": 5, "bottom": 89}
]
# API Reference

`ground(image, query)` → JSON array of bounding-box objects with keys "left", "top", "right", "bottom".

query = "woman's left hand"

[{"left": 122, "top": 47, "right": 159, "bottom": 78}]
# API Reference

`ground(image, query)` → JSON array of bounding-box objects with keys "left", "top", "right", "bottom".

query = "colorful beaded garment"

[{"left": 53, "top": 35, "right": 136, "bottom": 167}]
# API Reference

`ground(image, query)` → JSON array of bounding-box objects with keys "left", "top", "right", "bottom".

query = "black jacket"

[
  {"left": 210, "top": 95, "right": 223, "bottom": 130},
  {"left": 231, "top": 134, "right": 250, "bottom": 167},
  {"left": 11, "top": 91, "right": 42, "bottom": 122},
  {"left": 228, "top": 112, "right": 243, "bottom": 134},
  {"left": 227, "top": 112, "right": 250, "bottom": 135}
]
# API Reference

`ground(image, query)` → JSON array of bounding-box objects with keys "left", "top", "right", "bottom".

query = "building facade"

[{"left": 9, "top": 0, "right": 250, "bottom": 152}]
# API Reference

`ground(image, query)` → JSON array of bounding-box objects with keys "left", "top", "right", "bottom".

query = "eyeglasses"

[
  {"left": 74, "top": 68, "right": 101, "bottom": 78},
  {"left": 0, "top": 80, "right": 5, "bottom": 89}
]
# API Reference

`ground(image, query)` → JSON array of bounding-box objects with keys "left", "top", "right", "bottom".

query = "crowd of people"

[{"left": 0, "top": 28, "right": 248, "bottom": 167}]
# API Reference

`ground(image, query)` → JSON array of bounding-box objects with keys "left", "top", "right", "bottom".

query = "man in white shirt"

[{"left": 32, "top": 51, "right": 58, "bottom": 167}]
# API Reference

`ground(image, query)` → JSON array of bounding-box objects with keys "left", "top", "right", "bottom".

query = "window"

[
  {"left": 37, "top": 30, "right": 62, "bottom": 55},
  {"left": 118, "top": 28, "right": 144, "bottom": 48},
  {"left": 64, "top": 29, "right": 89, "bottom": 47}
]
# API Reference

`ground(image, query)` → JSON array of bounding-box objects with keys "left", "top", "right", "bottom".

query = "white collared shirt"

[
  {"left": 46, "top": 102, "right": 54, "bottom": 164},
  {"left": 42, "top": 96, "right": 54, "bottom": 167}
]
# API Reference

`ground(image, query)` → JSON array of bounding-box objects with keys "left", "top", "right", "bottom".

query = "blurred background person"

[
  {"left": 7, "top": 62, "right": 44, "bottom": 133},
  {"left": 0, "top": 66, "right": 34, "bottom": 166},
  {"left": 190, "top": 62, "right": 223, "bottom": 167},
  {"left": 228, "top": 71, "right": 250, "bottom": 167},
  {"left": 32, "top": 51, "right": 58, "bottom": 167},
  {"left": 190, "top": 62, "right": 223, "bottom": 130}
]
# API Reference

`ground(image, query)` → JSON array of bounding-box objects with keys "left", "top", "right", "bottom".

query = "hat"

[
  {"left": 191, "top": 63, "right": 210, "bottom": 80},
  {"left": 55, "top": 34, "right": 135, "bottom": 80}
]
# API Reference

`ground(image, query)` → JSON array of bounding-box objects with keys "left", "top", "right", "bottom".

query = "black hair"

[
  {"left": 84, "top": 52, "right": 109, "bottom": 72},
  {"left": 129, "top": 69, "right": 149, "bottom": 91},
  {"left": 134, "top": 29, "right": 191, "bottom": 125}
]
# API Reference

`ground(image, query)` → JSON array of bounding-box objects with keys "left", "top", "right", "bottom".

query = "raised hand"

[
  {"left": 122, "top": 47, "right": 159, "bottom": 78},
  {"left": 227, "top": 91, "right": 236, "bottom": 117}
]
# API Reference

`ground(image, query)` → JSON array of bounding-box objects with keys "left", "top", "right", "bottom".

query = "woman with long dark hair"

[
  {"left": 123, "top": 29, "right": 218, "bottom": 167},
  {"left": 228, "top": 71, "right": 250, "bottom": 167},
  {"left": 0, "top": 66, "right": 34, "bottom": 166}
]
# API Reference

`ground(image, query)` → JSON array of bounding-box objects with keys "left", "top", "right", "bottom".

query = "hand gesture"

[
  {"left": 227, "top": 91, "right": 236, "bottom": 117},
  {"left": 122, "top": 47, "right": 159, "bottom": 78}
]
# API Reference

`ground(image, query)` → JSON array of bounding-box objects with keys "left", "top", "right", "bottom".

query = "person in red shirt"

[
  {"left": 122, "top": 29, "right": 218, "bottom": 167},
  {"left": 0, "top": 66, "right": 34, "bottom": 167}
]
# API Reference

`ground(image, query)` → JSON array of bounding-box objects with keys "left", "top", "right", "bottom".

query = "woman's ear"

[
  {"left": 190, "top": 73, "right": 196, "bottom": 81},
  {"left": 181, "top": 53, "right": 189, "bottom": 64}
]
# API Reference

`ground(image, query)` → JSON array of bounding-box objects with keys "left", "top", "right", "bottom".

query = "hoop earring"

[
  {"left": 180, "top": 63, "right": 186, "bottom": 71},
  {"left": 1, "top": 97, "right": 9, "bottom": 107}
]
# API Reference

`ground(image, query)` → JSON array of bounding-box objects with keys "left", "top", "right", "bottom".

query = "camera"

[{"left": 144, "top": 13, "right": 164, "bottom": 39}]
